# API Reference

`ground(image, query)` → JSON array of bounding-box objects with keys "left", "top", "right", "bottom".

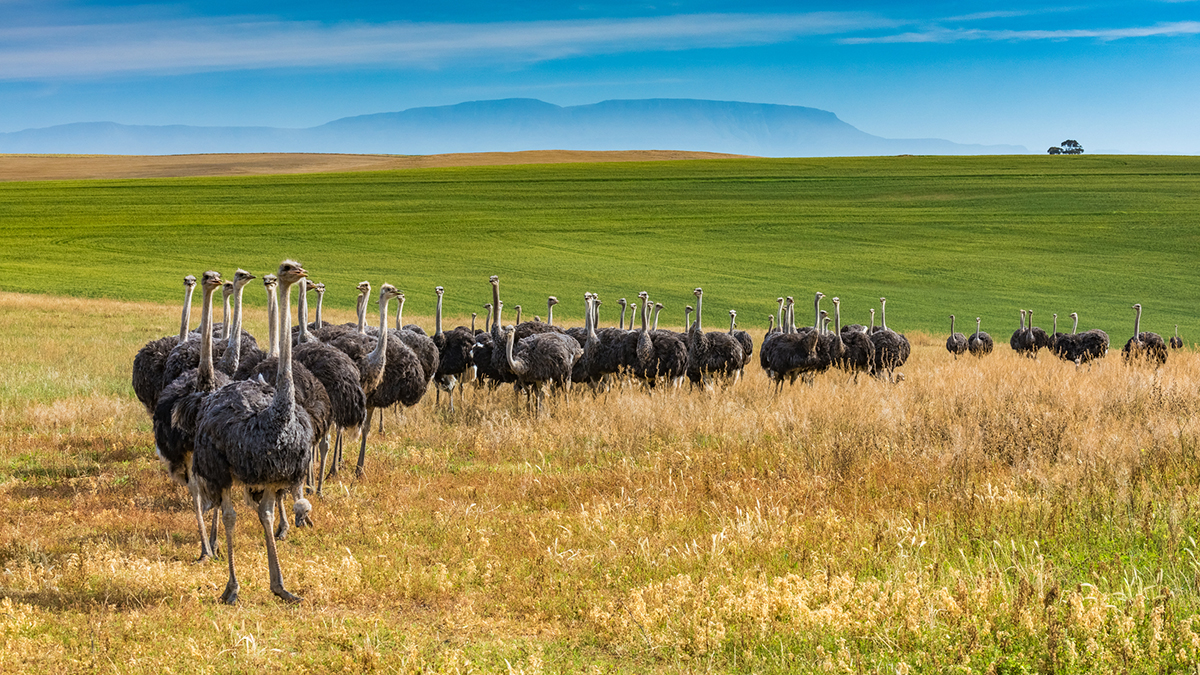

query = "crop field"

[
  {"left": 0, "top": 154, "right": 1198, "bottom": 339},
  {"left": 2, "top": 155, "right": 1200, "bottom": 673}
]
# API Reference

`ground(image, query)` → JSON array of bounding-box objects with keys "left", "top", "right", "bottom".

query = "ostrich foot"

[
  {"left": 220, "top": 582, "right": 239, "bottom": 605},
  {"left": 272, "top": 587, "right": 303, "bottom": 604},
  {"left": 274, "top": 520, "right": 290, "bottom": 541}
]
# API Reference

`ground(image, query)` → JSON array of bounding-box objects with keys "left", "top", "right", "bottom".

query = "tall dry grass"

[{"left": 2, "top": 291, "right": 1200, "bottom": 672}]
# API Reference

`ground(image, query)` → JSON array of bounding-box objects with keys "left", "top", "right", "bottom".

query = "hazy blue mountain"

[{"left": 0, "top": 99, "right": 1026, "bottom": 156}]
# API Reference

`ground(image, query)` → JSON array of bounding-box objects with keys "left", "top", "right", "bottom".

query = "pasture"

[{"left": 2, "top": 154, "right": 1200, "bottom": 672}]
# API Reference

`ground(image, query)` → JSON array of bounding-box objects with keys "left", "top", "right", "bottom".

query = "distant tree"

[
  {"left": 1060, "top": 139, "right": 1084, "bottom": 155},
  {"left": 1047, "top": 146, "right": 1062, "bottom": 155}
]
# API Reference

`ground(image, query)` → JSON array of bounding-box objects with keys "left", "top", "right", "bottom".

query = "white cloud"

[
  {"left": 0, "top": 12, "right": 899, "bottom": 79},
  {"left": 843, "top": 20, "right": 1200, "bottom": 44}
]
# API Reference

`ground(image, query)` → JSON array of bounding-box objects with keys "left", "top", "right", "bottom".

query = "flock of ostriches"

[{"left": 130, "top": 262, "right": 1184, "bottom": 605}]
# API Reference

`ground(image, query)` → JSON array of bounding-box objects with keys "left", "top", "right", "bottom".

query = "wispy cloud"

[
  {"left": 0, "top": 12, "right": 898, "bottom": 79},
  {"left": 843, "top": 20, "right": 1200, "bottom": 44}
]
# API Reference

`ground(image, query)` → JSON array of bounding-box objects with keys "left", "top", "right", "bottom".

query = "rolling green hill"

[{"left": 1, "top": 154, "right": 1196, "bottom": 342}]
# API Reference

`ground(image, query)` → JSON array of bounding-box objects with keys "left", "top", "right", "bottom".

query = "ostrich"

[
  {"left": 815, "top": 305, "right": 845, "bottom": 374},
  {"left": 310, "top": 282, "right": 326, "bottom": 330},
  {"left": 686, "top": 288, "right": 745, "bottom": 388},
  {"left": 946, "top": 315, "right": 968, "bottom": 359},
  {"left": 968, "top": 317, "right": 994, "bottom": 357},
  {"left": 283, "top": 277, "right": 365, "bottom": 497},
  {"left": 193, "top": 260, "right": 314, "bottom": 605},
  {"left": 1010, "top": 309, "right": 1035, "bottom": 356},
  {"left": 728, "top": 310, "right": 754, "bottom": 375},
  {"left": 832, "top": 297, "right": 873, "bottom": 378},
  {"left": 1122, "top": 303, "right": 1168, "bottom": 365},
  {"left": 433, "top": 286, "right": 475, "bottom": 411},
  {"left": 618, "top": 298, "right": 629, "bottom": 330},
  {"left": 759, "top": 295, "right": 820, "bottom": 389},
  {"left": 132, "top": 274, "right": 197, "bottom": 416},
  {"left": 626, "top": 293, "right": 686, "bottom": 389},
  {"left": 1065, "top": 312, "right": 1109, "bottom": 365},
  {"left": 392, "top": 292, "right": 439, "bottom": 388},
  {"left": 1171, "top": 325, "right": 1184, "bottom": 350},
  {"left": 245, "top": 278, "right": 332, "bottom": 539},
  {"left": 503, "top": 323, "right": 582, "bottom": 415},
  {"left": 216, "top": 269, "right": 263, "bottom": 377},
  {"left": 871, "top": 297, "right": 910, "bottom": 381},
  {"left": 313, "top": 281, "right": 372, "bottom": 342},
  {"left": 546, "top": 296, "right": 559, "bottom": 326},
  {"left": 1026, "top": 310, "right": 1051, "bottom": 356},
  {"left": 153, "top": 271, "right": 229, "bottom": 561}
]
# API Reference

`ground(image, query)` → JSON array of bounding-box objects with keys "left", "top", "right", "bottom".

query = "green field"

[{"left": 1, "top": 155, "right": 1197, "bottom": 341}]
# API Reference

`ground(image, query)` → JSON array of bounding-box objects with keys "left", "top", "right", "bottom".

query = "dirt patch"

[{"left": 0, "top": 150, "right": 753, "bottom": 182}]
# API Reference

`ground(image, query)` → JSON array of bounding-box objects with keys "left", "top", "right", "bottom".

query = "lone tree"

[
  {"left": 1060, "top": 139, "right": 1084, "bottom": 154},
  {"left": 1047, "top": 146, "right": 1063, "bottom": 155}
]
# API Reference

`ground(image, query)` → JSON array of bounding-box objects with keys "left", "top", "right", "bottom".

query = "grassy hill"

[{"left": 1, "top": 154, "right": 1196, "bottom": 341}]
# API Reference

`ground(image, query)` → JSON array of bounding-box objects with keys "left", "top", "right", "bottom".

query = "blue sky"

[{"left": 2, "top": 1, "right": 1198, "bottom": 153}]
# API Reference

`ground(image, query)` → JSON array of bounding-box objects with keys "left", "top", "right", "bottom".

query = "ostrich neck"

[
  {"left": 950, "top": 316, "right": 955, "bottom": 333},
  {"left": 267, "top": 286, "right": 280, "bottom": 358},
  {"left": 370, "top": 294, "right": 390, "bottom": 370},
  {"left": 356, "top": 293, "right": 368, "bottom": 333},
  {"left": 695, "top": 294, "right": 703, "bottom": 333},
  {"left": 879, "top": 302, "right": 887, "bottom": 331},
  {"left": 221, "top": 293, "right": 231, "bottom": 337},
  {"left": 586, "top": 298, "right": 597, "bottom": 339},
  {"left": 505, "top": 330, "right": 526, "bottom": 375},
  {"left": 834, "top": 304, "right": 842, "bottom": 333},
  {"left": 219, "top": 284, "right": 247, "bottom": 372},
  {"left": 297, "top": 280, "right": 311, "bottom": 343},
  {"left": 1134, "top": 307, "right": 1142, "bottom": 338},
  {"left": 1072, "top": 316, "right": 1079, "bottom": 334},
  {"left": 547, "top": 300, "right": 554, "bottom": 327},
  {"left": 653, "top": 306, "right": 662, "bottom": 331},
  {"left": 976, "top": 318, "right": 982, "bottom": 334},
  {"left": 639, "top": 301, "right": 648, "bottom": 334},
  {"left": 728, "top": 313, "right": 735, "bottom": 333},
  {"left": 273, "top": 279, "right": 297, "bottom": 418},
  {"left": 395, "top": 296, "right": 405, "bottom": 326},
  {"left": 814, "top": 296, "right": 822, "bottom": 332},
  {"left": 777, "top": 302, "right": 784, "bottom": 333},
  {"left": 178, "top": 284, "right": 195, "bottom": 340},
  {"left": 619, "top": 304, "right": 627, "bottom": 331},
  {"left": 197, "top": 284, "right": 218, "bottom": 388},
  {"left": 435, "top": 294, "right": 444, "bottom": 337},
  {"left": 314, "top": 292, "right": 323, "bottom": 328}
]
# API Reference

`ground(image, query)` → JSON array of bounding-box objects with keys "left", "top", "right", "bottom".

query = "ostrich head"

[
  {"left": 618, "top": 297, "right": 627, "bottom": 308},
  {"left": 356, "top": 281, "right": 371, "bottom": 296},
  {"left": 184, "top": 275, "right": 197, "bottom": 289},
  {"left": 277, "top": 260, "right": 307, "bottom": 284},
  {"left": 638, "top": 291, "right": 649, "bottom": 303},
  {"left": 435, "top": 285, "right": 445, "bottom": 297},
  {"left": 489, "top": 275, "right": 499, "bottom": 287},
  {"left": 262, "top": 273, "right": 277, "bottom": 289},
  {"left": 693, "top": 288, "right": 703, "bottom": 298},
  {"left": 379, "top": 283, "right": 401, "bottom": 303},
  {"left": 832, "top": 296, "right": 840, "bottom": 308},
  {"left": 231, "top": 268, "right": 255, "bottom": 290},
  {"left": 200, "top": 270, "right": 223, "bottom": 292},
  {"left": 655, "top": 302, "right": 663, "bottom": 312},
  {"left": 548, "top": 296, "right": 558, "bottom": 308},
  {"left": 221, "top": 280, "right": 234, "bottom": 301},
  {"left": 313, "top": 282, "right": 325, "bottom": 295}
]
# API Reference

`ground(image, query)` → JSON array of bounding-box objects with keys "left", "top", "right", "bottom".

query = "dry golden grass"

[{"left": 3, "top": 291, "right": 1200, "bottom": 672}]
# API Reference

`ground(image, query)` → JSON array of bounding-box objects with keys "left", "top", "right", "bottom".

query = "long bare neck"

[
  {"left": 814, "top": 296, "right": 822, "bottom": 331},
  {"left": 1072, "top": 315, "right": 1079, "bottom": 334},
  {"left": 976, "top": 318, "right": 981, "bottom": 334},
  {"left": 950, "top": 316, "right": 955, "bottom": 333},
  {"left": 834, "top": 304, "right": 841, "bottom": 333},
  {"left": 484, "top": 306, "right": 492, "bottom": 332},
  {"left": 505, "top": 329, "right": 525, "bottom": 374},
  {"left": 356, "top": 293, "right": 368, "bottom": 333},
  {"left": 370, "top": 294, "right": 390, "bottom": 368},
  {"left": 267, "top": 286, "right": 280, "bottom": 358},
  {"left": 586, "top": 298, "right": 596, "bottom": 339},
  {"left": 879, "top": 301, "right": 888, "bottom": 331},
  {"left": 1052, "top": 315, "right": 1057, "bottom": 334},
  {"left": 178, "top": 284, "right": 195, "bottom": 340},
  {"left": 491, "top": 282, "right": 502, "bottom": 331},
  {"left": 395, "top": 296, "right": 405, "bottom": 326},
  {"left": 219, "top": 284, "right": 247, "bottom": 372},
  {"left": 273, "top": 279, "right": 297, "bottom": 416},
  {"left": 695, "top": 294, "right": 703, "bottom": 332},
  {"left": 197, "top": 285, "right": 218, "bottom": 388},
  {"left": 222, "top": 292, "right": 231, "bottom": 337},
  {"left": 639, "top": 301, "right": 648, "bottom": 334},
  {"left": 653, "top": 305, "right": 662, "bottom": 331},
  {"left": 869, "top": 310, "right": 875, "bottom": 331},
  {"left": 435, "top": 294, "right": 444, "bottom": 337},
  {"left": 547, "top": 300, "right": 554, "bottom": 326},
  {"left": 314, "top": 291, "right": 323, "bottom": 328},
  {"left": 297, "top": 280, "right": 311, "bottom": 343},
  {"left": 619, "top": 303, "right": 627, "bottom": 330},
  {"left": 1134, "top": 307, "right": 1142, "bottom": 337}
]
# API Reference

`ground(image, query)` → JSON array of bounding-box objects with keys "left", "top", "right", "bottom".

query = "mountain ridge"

[{"left": 0, "top": 98, "right": 1027, "bottom": 156}]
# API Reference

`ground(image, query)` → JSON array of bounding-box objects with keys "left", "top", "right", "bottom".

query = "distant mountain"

[{"left": 0, "top": 99, "right": 1026, "bottom": 156}]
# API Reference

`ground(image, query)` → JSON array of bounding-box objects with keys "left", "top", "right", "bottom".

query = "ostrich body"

[
  {"left": 832, "top": 297, "right": 873, "bottom": 377},
  {"left": 1122, "top": 303, "right": 1168, "bottom": 365},
  {"left": 968, "top": 317, "right": 994, "bottom": 357},
  {"left": 685, "top": 288, "right": 745, "bottom": 388},
  {"left": 504, "top": 324, "right": 581, "bottom": 414},
  {"left": 1171, "top": 325, "right": 1183, "bottom": 349},
  {"left": 728, "top": 310, "right": 754, "bottom": 374},
  {"left": 1026, "top": 310, "right": 1051, "bottom": 356},
  {"left": 193, "top": 260, "right": 314, "bottom": 605},
  {"left": 133, "top": 274, "right": 197, "bottom": 416},
  {"left": 152, "top": 271, "right": 229, "bottom": 561},
  {"left": 759, "top": 295, "right": 820, "bottom": 388},
  {"left": 946, "top": 315, "right": 968, "bottom": 358},
  {"left": 870, "top": 297, "right": 910, "bottom": 381},
  {"left": 1054, "top": 312, "right": 1109, "bottom": 365}
]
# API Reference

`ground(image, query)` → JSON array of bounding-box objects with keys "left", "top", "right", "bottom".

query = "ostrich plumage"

[
  {"left": 133, "top": 274, "right": 197, "bottom": 416},
  {"left": 1054, "top": 312, "right": 1109, "bottom": 365},
  {"left": 685, "top": 288, "right": 745, "bottom": 388},
  {"left": 193, "top": 260, "right": 314, "bottom": 605},
  {"left": 759, "top": 297, "right": 821, "bottom": 389},
  {"left": 870, "top": 297, "right": 910, "bottom": 381},
  {"left": 1171, "top": 326, "right": 1184, "bottom": 349},
  {"left": 504, "top": 324, "right": 582, "bottom": 414},
  {"left": 968, "top": 317, "right": 994, "bottom": 357},
  {"left": 946, "top": 315, "right": 968, "bottom": 359},
  {"left": 728, "top": 309, "right": 754, "bottom": 372},
  {"left": 831, "top": 298, "right": 873, "bottom": 377},
  {"left": 1026, "top": 310, "right": 1051, "bottom": 356},
  {"left": 152, "top": 271, "right": 229, "bottom": 562},
  {"left": 1122, "top": 303, "right": 1168, "bottom": 365},
  {"left": 433, "top": 287, "right": 475, "bottom": 411}
]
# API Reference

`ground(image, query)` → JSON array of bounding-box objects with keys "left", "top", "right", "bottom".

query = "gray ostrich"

[
  {"left": 503, "top": 323, "right": 582, "bottom": 415},
  {"left": 546, "top": 296, "right": 559, "bottom": 327},
  {"left": 1171, "top": 325, "right": 1184, "bottom": 350},
  {"left": 216, "top": 269, "right": 262, "bottom": 377},
  {"left": 759, "top": 294, "right": 821, "bottom": 389},
  {"left": 310, "top": 282, "right": 326, "bottom": 330},
  {"left": 161, "top": 272, "right": 260, "bottom": 388},
  {"left": 433, "top": 286, "right": 475, "bottom": 412},
  {"left": 1010, "top": 309, "right": 1033, "bottom": 355},
  {"left": 1064, "top": 312, "right": 1109, "bottom": 365},
  {"left": 946, "top": 315, "right": 968, "bottom": 359},
  {"left": 1122, "top": 303, "right": 1168, "bottom": 365},
  {"left": 193, "top": 260, "right": 314, "bottom": 605},
  {"left": 133, "top": 274, "right": 197, "bottom": 416},
  {"left": 286, "top": 278, "right": 366, "bottom": 497},
  {"left": 325, "top": 284, "right": 404, "bottom": 477},
  {"left": 728, "top": 310, "right": 754, "bottom": 376},
  {"left": 686, "top": 287, "right": 745, "bottom": 388},
  {"left": 831, "top": 297, "right": 872, "bottom": 378},
  {"left": 153, "top": 271, "right": 228, "bottom": 561},
  {"left": 871, "top": 297, "right": 910, "bottom": 381},
  {"left": 968, "top": 317, "right": 994, "bottom": 357},
  {"left": 1026, "top": 309, "right": 1051, "bottom": 356}
]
